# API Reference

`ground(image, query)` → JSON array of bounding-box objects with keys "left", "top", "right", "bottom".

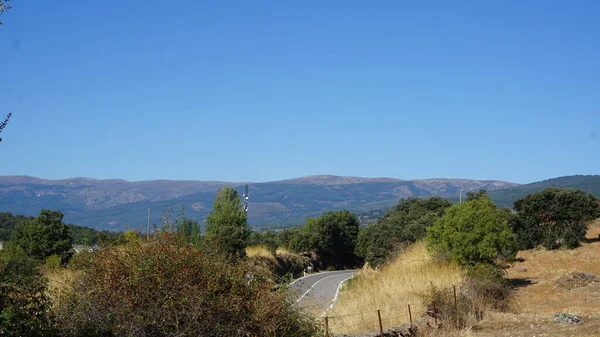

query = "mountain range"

[
  {"left": 0, "top": 175, "right": 518, "bottom": 231},
  {"left": 1, "top": 174, "right": 598, "bottom": 231}
]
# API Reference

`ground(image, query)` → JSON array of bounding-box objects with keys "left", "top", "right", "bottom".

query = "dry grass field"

[
  {"left": 328, "top": 220, "right": 600, "bottom": 336},
  {"left": 327, "top": 241, "right": 463, "bottom": 334},
  {"left": 461, "top": 219, "right": 600, "bottom": 337}
]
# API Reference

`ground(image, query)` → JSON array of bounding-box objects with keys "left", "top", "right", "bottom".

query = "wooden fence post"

[
  {"left": 408, "top": 304, "right": 413, "bottom": 328},
  {"left": 377, "top": 310, "right": 384, "bottom": 337},
  {"left": 324, "top": 316, "right": 329, "bottom": 337},
  {"left": 453, "top": 285, "right": 458, "bottom": 327},
  {"left": 433, "top": 301, "right": 437, "bottom": 326}
]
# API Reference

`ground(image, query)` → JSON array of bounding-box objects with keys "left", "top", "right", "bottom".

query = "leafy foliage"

[
  {"left": 0, "top": 0, "right": 11, "bottom": 25},
  {"left": 0, "top": 212, "right": 30, "bottom": 241},
  {"left": 466, "top": 189, "right": 488, "bottom": 202},
  {"left": 11, "top": 210, "right": 74, "bottom": 264},
  {"left": 356, "top": 197, "right": 452, "bottom": 266},
  {"left": 426, "top": 196, "right": 517, "bottom": 266},
  {"left": 176, "top": 217, "right": 202, "bottom": 246},
  {"left": 205, "top": 187, "right": 251, "bottom": 258},
  {"left": 277, "top": 211, "right": 360, "bottom": 268},
  {"left": 489, "top": 175, "right": 600, "bottom": 208},
  {"left": 53, "top": 232, "right": 321, "bottom": 337},
  {"left": 0, "top": 256, "right": 56, "bottom": 336},
  {"left": 511, "top": 188, "right": 600, "bottom": 250},
  {"left": 1, "top": 211, "right": 120, "bottom": 245}
]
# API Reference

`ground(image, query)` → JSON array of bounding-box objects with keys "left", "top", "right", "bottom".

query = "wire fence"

[{"left": 321, "top": 284, "right": 481, "bottom": 337}]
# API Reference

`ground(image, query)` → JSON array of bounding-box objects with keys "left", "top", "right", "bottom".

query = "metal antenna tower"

[{"left": 243, "top": 185, "right": 249, "bottom": 213}]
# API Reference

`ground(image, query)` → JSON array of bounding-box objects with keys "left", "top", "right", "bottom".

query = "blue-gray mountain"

[{"left": 0, "top": 175, "right": 519, "bottom": 231}]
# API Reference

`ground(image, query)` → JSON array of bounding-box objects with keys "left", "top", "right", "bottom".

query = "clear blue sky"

[{"left": 1, "top": 1, "right": 599, "bottom": 184}]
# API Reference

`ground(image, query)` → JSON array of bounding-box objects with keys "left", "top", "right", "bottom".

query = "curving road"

[{"left": 290, "top": 270, "right": 355, "bottom": 316}]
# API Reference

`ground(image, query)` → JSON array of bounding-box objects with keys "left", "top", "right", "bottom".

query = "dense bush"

[
  {"left": 53, "top": 232, "right": 321, "bottom": 337},
  {"left": 0, "top": 257, "right": 56, "bottom": 337},
  {"left": 422, "top": 264, "right": 513, "bottom": 329},
  {"left": 357, "top": 197, "right": 452, "bottom": 266},
  {"left": 276, "top": 211, "right": 359, "bottom": 268},
  {"left": 512, "top": 188, "right": 600, "bottom": 250},
  {"left": 426, "top": 196, "right": 517, "bottom": 266}
]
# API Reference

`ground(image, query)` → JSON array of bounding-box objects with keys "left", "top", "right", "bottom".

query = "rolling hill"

[
  {"left": 488, "top": 175, "right": 600, "bottom": 207},
  {"left": 0, "top": 175, "right": 517, "bottom": 231}
]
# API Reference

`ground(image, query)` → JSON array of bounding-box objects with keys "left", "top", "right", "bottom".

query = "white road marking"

[
  {"left": 321, "top": 274, "right": 353, "bottom": 317},
  {"left": 295, "top": 272, "right": 354, "bottom": 304},
  {"left": 290, "top": 270, "right": 349, "bottom": 286}
]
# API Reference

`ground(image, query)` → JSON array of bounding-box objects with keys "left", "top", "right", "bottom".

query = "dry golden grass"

[
  {"left": 275, "top": 246, "right": 293, "bottom": 256},
  {"left": 505, "top": 219, "right": 600, "bottom": 315},
  {"left": 328, "top": 241, "right": 463, "bottom": 334},
  {"left": 45, "top": 268, "right": 80, "bottom": 302},
  {"left": 245, "top": 245, "right": 275, "bottom": 259}
]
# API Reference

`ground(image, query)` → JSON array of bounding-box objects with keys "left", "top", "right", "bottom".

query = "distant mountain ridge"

[
  {"left": 0, "top": 175, "right": 518, "bottom": 231},
  {"left": 488, "top": 175, "right": 600, "bottom": 207}
]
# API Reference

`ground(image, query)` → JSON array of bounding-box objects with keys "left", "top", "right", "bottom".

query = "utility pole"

[
  {"left": 146, "top": 208, "right": 150, "bottom": 240},
  {"left": 243, "top": 185, "right": 249, "bottom": 214}
]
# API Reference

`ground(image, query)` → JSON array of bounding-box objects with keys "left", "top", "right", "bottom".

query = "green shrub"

[
  {"left": 426, "top": 196, "right": 517, "bottom": 266},
  {"left": 357, "top": 197, "right": 451, "bottom": 267},
  {"left": 45, "top": 254, "right": 62, "bottom": 270},
  {"left": 53, "top": 232, "right": 321, "bottom": 337},
  {"left": 0, "top": 257, "right": 56, "bottom": 336},
  {"left": 512, "top": 188, "right": 600, "bottom": 250}
]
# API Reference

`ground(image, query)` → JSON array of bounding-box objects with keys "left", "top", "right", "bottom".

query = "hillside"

[
  {"left": 489, "top": 175, "right": 600, "bottom": 207},
  {"left": 0, "top": 175, "right": 516, "bottom": 231}
]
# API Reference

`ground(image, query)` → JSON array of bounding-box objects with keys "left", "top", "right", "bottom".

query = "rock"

[{"left": 554, "top": 313, "right": 582, "bottom": 324}]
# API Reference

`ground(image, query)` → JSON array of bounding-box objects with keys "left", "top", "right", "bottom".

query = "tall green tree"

[
  {"left": 512, "top": 188, "right": 600, "bottom": 249},
  {"left": 426, "top": 195, "right": 517, "bottom": 266},
  {"left": 205, "top": 187, "right": 250, "bottom": 258},
  {"left": 11, "top": 210, "right": 73, "bottom": 264},
  {"left": 356, "top": 197, "right": 452, "bottom": 266},
  {"left": 176, "top": 218, "right": 202, "bottom": 245},
  {"left": 307, "top": 210, "right": 360, "bottom": 267}
]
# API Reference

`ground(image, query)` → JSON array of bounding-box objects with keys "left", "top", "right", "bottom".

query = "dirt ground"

[{"left": 452, "top": 220, "right": 600, "bottom": 337}]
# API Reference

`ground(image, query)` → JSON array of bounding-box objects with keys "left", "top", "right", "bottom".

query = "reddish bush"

[{"left": 53, "top": 233, "right": 320, "bottom": 337}]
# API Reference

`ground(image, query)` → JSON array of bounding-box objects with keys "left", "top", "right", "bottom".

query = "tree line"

[{"left": 1, "top": 186, "right": 599, "bottom": 335}]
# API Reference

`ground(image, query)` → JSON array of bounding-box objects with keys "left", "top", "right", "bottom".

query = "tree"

[
  {"left": 0, "top": 113, "right": 11, "bottom": 142},
  {"left": 308, "top": 210, "right": 359, "bottom": 267},
  {"left": 11, "top": 209, "right": 73, "bottom": 264},
  {"left": 356, "top": 197, "right": 452, "bottom": 266},
  {"left": 426, "top": 195, "right": 517, "bottom": 266},
  {"left": 0, "top": 0, "right": 12, "bottom": 25},
  {"left": 512, "top": 188, "right": 600, "bottom": 249},
  {"left": 205, "top": 187, "right": 251, "bottom": 258},
  {"left": 176, "top": 218, "right": 202, "bottom": 246},
  {"left": 466, "top": 189, "right": 487, "bottom": 202}
]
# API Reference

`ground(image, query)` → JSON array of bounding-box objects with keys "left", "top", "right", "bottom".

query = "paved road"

[{"left": 290, "top": 270, "right": 355, "bottom": 316}]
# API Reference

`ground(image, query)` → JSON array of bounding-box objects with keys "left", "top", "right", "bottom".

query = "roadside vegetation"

[
  {"left": 0, "top": 187, "right": 322, "bottom": 336},
  {"left": 1, "top": 186, "right": 599, "bottom": 336},
  {"left": 329, "top": 188, "right": 600, "bottom": 335}
]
